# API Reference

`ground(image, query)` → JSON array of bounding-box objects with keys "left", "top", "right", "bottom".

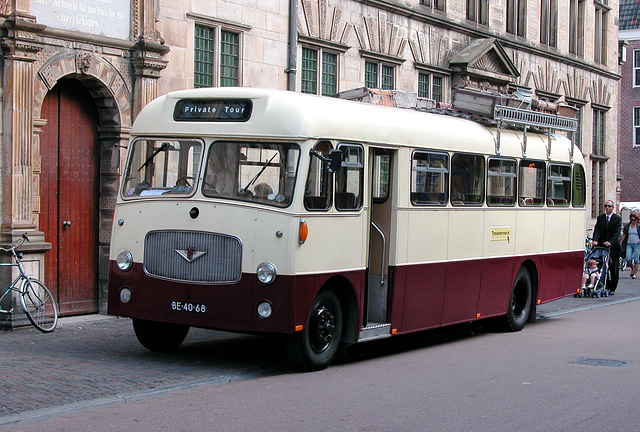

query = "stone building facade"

[{"left": 0, "top": 0, "right": 621, "bottom": 324}]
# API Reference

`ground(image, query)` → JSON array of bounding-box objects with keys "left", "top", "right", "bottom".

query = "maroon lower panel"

[
  {"left": 108, "top": 250, "right": 582, "bottom": 337},
  {"left": 391, "top": 250, "right": 583, "bottom": 333}
]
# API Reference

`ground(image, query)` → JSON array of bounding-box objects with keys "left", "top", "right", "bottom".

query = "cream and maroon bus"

[{"left": 108, "top": 87, "right": 586, "bottom": 371}]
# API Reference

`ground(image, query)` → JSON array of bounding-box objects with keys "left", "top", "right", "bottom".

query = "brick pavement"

[
  {"left": 1, "top": 271, "right": 639, "bottom": 424},
  {"left": 0, "top": 316, "right": 288, "bottom": 422}
]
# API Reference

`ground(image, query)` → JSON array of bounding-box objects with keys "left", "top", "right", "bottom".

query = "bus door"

[{"left": 362, "top": 148, "right": 394, "bottom": 338}]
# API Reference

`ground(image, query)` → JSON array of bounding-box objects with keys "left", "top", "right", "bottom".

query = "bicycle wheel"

[{"left": 20, "top": 277, "right": 58, "bottom": 332}]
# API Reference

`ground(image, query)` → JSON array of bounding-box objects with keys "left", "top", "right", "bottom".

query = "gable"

[{"left": 449, "top": 38, "right": 519, "bottom": 85}]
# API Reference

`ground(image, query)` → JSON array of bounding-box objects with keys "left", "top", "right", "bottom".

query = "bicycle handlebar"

[{"left": 0, "top": 233, "right": 30, "bottom": 253}]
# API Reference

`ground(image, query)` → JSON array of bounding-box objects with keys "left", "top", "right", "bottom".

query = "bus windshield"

[
  {"left": 123, "top": 138, "right": 203, "bottom": 197},
  {"left": 202, "top": 141, "right": 300, "bottom": 207}
]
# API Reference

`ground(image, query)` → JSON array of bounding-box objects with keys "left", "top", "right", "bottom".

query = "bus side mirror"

[{"left": 327, "top": 149, "right": 342, "bottom": 173}]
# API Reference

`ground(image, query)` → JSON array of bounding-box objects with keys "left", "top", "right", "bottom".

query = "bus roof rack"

[{"left": 337, "top": 87, "right": 579, "bottom": 161}]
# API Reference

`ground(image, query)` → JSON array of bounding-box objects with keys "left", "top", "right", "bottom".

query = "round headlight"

[
  {"left": 257, "top": 301, "right": 273, "bottom": 319},
  {"left": 256, "top": 262, "right": 277, "bottom": 284},
  {"left": 120, "top": 287, "right": 132, "bottom": 304},
  {"left": 116, "top": 251, "right": 133, "bottom": 272}
]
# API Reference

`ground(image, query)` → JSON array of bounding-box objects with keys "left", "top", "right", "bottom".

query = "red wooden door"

[{"left": 40, "top": 79, "right": 100, "bottom": 315}]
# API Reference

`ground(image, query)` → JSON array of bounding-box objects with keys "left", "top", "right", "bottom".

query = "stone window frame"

[
  {"left": 360, "top": 50, "right": 405, "bottom": 90},
  {"left": 540, "top": 0, "right": 558, "bottom": 48},
  {"left": 594, "top": 0, "right": 610, "bottom": 65},
  {"left": 299, "top": 36, "right": 349, "bottom": 97},
  {"left": 569, "top": 0, "right": 585, "bottom": 56},
  {"left": 187, "top": 13, "right": 251, "bottom": 88}
]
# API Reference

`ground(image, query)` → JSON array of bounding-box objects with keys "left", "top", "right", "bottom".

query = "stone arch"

[
  {"left": 33, "top": 51, "right": 132, "bottom": 313},
  {"left": 34, "top": 51, "right": 132, "bottom": 128}
]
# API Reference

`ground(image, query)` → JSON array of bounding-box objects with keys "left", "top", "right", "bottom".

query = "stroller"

[{"left": 577, "top": 246, "right": 610, "bottom": 298}]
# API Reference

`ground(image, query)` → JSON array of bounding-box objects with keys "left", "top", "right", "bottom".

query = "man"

[{"left": 592, "top": 199, "right": 623, "bottom": 294}]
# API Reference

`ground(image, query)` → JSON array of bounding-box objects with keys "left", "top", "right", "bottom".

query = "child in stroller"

[{"left": 578, "top": 247, "right": 610, "bottom": 298}]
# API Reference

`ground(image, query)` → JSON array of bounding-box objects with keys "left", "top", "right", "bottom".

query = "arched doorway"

[{"left": 40, "top": 78, "right": 100, "bottom": 315}]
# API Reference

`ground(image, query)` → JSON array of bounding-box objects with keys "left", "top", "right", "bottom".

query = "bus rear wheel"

[
  {"left": 133, "top": 319, "right": 190, "bottom": 351},
  {"left": 499, "top": 267, "right": 532, "bottom": 332},
  {"left": 285, "top": 290, "right": 343, "bottom": 372}
]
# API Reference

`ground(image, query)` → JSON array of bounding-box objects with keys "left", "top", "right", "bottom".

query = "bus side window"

[
  {"left": 487, "top": 158, "right": 517, "bottom": 206},
  {"left": 335, "top": 143, "right": 364, "bottom": 211},
  {"left": 518, "top": 160, "right": 545, "bottom": 206},
  {"left": 572, "top": 164, "right": 586, "bottom": 207},
  {"left": 304, "top": 141, "right": 333, "bottom": 210},
  {"left": 451, "top": 153, "right": 485, "bottom": 206},
  {"left": 546, "top": 164, "right": 571, "bottom": 207},
  {"left": 411, "top": 151, "right": 448, "bottom": 206}
]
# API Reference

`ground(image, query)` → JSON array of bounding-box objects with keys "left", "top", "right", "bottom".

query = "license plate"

[{"left": 171, "top": 301, "right": 207, "bottom": 313}]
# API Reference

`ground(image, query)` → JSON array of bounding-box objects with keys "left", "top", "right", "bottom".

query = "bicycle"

[{"left": 0, "top": 233, "right": 58, "bottom": 332}]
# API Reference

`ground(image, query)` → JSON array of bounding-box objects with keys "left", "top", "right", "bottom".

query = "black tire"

[
  {"left": 285, "top": 290, "right": 343, "bottom": 371},
  {"left": 20, "top": 277, "right": 58, "bottom": 332},
  {"left": 132, "top": 319, "right": 190, "bottom": 351},
  {"left": 499, "top": 267, "right": 532, "bottom": 332}
]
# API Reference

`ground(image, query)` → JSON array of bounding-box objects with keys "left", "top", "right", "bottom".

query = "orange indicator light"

[
  {"left": 391, "top": 328, "right": 397, "bottom": 334},
  {"left": 476, "top": 313, "right": 481, "bottom": 319},
  {"left": 295, "top": 325, "right": 303, "bottom": 331},
  {"left": 537, "top": 299, "right": 542, "bottom": 305},
  {"left": 299, "top": 219, "right": 308, "bottom": 245}
]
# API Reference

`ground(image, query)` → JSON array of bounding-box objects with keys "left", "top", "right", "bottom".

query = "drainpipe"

[{"left": 286, "top": 0, "right": 298, "bottom": 91}]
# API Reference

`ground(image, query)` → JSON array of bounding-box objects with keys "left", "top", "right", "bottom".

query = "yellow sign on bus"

[{"left": 491, "top": 226, "right": 511, "bottom": 242}]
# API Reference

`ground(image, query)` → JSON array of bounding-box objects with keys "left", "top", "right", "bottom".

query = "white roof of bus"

[{"left": 132, "top": 87, "right": 582, "bottom": 164}]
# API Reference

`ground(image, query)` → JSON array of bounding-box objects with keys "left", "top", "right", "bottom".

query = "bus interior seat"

[{"left": 335, "top": 192, "right": 357, "bottom": 209}]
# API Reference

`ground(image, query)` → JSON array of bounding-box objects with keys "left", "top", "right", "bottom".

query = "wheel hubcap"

[{"left": 309, "top": 303, "right": 336, "bottom": 354}]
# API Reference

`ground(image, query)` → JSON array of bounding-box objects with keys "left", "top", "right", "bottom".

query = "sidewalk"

[
  {"left": 2, "top": 269, "right": 640, "bottom": 424},
  {"left": 0, "top": 315, "right": 288, "bottom": 423}
]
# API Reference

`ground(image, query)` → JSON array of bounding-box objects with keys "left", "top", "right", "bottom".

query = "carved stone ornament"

[{"left": 76, "top": 52, "right": 92, "bottom": 74}]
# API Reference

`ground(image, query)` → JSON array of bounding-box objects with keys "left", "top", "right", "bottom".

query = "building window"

[
  {"left": 594, "top": 0, "right": 608, "bottom": 64},
  {"left": 194, "top": 25, "right": 240, "bottom": 88},
  {"left": 220, "top": 31, "right": 239, "bottom": 87},
  {"left": 634, "top": 107, "right": 640, "bottom": 147},
  {"left": 365, "top": 61, "right": 394, "bottom": 90},
  {"left": 506, "top": 0, "right": 526, "bottom": 37},
  {"left": 592, "top": 108, "right": 606, "bottom": 156},
  {"left": 467, "top": 0, "right": 489, "bottom": 25},
  {"left": 422, "top": 0, "right": 446, "bottom": 12},
  {"left": 322, "top": 52, "right": 338, "bottom": 96},
  {"left": 381, "top": 65, "right": 394, "bottom": 90},
  {"left": 634, "top": 50, "right": 640, "bottom": 86},
  {"left": 301, "top": 48, "right": 318, "bottom": 94},
  {"left": 591, "top": 107, "right": 607, "bottom": 218},
  {"left": 301, "top": 47, "right": 339, "bottom": 96},
  {"left": 591, "top": 161, "right": 605, "bottom": 217},
  {"left": 567, "top": 105, "right": 583, "bottom": 151},
  {"left": 569, "top": 0, "right": 585, "bottom": 56},
  {"left": 418, "top": 72, "right": 445, "bottom": 102},
  {"left": 195, "top": 25, "right": 215, "bottom": 87},
  {"left": 540, "top": 0, "right": 558, "bottom": 47}
]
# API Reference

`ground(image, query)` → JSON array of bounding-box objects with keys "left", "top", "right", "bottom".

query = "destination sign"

[{"left": 173, "top": 99, "right": 252, "bottom": 121}]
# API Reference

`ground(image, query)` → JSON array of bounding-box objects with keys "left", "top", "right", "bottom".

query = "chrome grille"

[{"left": 144, "top": 231, "right": 242, "bottom": 284}]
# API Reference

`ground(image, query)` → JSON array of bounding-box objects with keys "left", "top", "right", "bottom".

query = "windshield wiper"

[
  {"left": 138, "top": 142, "right": 171, "bottom": 172},
  {"left": 239, "top": 153, "right": 277, "bottom": 194}
]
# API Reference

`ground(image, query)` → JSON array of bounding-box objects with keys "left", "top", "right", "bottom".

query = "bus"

[{"left": 107, "top": 87, "right": 586, "bottom": 371}]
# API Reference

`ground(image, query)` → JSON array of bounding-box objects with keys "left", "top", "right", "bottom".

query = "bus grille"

[{"left": 144, "top": 231, "right": 242, "bottom": 284}]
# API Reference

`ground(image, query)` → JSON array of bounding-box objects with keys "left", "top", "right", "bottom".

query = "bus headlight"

[
  {"left": 256, "top": 262, "right": 277, "bottom": 284},
  {"left": 116, "top": 251, "right": 133, "bottom": 272}
]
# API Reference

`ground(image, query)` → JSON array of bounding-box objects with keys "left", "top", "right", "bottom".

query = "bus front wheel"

[
  {"left": 500, "top": 267, "right": 532, "bottom": 332},
  {"left": 133, "top": 319, "right": 190, "bottom": 351},
  {"left": 285, "top": 290, "right": 343, "bottom": 371}
]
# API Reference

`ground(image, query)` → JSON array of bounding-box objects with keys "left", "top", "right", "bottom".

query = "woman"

[{"left": 621, "top": 211, "right": 640, "bottom": 279}]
